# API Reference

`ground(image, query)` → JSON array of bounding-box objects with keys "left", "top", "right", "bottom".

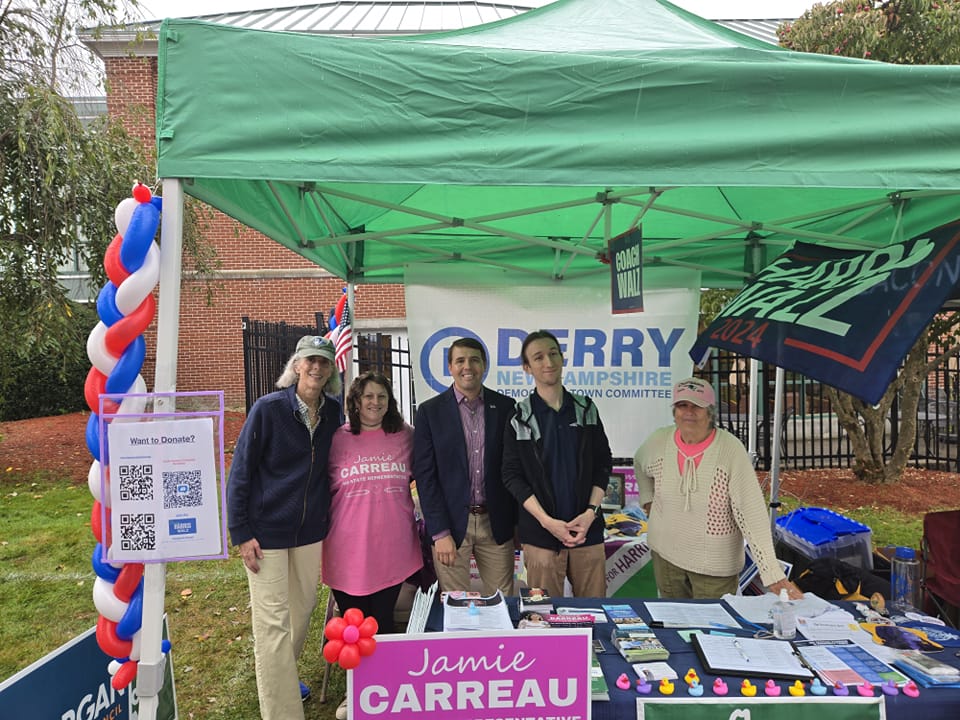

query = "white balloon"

[
  {"left": 86, "top": 322, "right": 117, "bottom": 375},
  {"left": 114, "top": 198, "right": 138, "bottom": 236},
  {"left": 108, "top": 659, "right": 123, "bottom": 675},
  {"left": 129, "top": 630, "right": 142, "bottom": 661},
  {"left": 93, "top": 577, "right": 128, "bottom": 622},
  {"left": 115, "top": 376, "right": 148, "bottom": 420},
  {"left": 116, "top": 242, "right": 160, "bottom": 315},
  {"left": 88, "top": 460, "right": 103, "bottom": 503}
]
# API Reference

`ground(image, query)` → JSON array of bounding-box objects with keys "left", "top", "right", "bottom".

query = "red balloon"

[
  {"left": 324, "top": 616, "right": 347, "bottom": 640},
  {"left": 91, "top": 501, "right": 111, "bottom": 545},
  {"left": 357, "top": 637, "right": 377, "bottom": 657},
  {"left": 104, "top": 233, "right": 130, "bottom": 286},
  {"left": 112, "top": 659, "right": 138, "bottom": 690},
  {"left": 359, "top": 616, "right": 379, "bottom": 638},
  {"left": 84, "top": 368, "right": 108, "bottom": 414},
  {"left": 343, "top": 608, "right": 364, "bottom": 627},
  {"left": 114, "top": 563, "right": 144, "bottom": 602},
  {"left": 338, "top": 643, "right": 361, "bottom": 670},
  {"left": 104, "top": 294, "right": 156, "bottom": 357},
  {"left": 96, "top": 615, "right": 133, "bottom": 658},
  {"left": 132, "top": 183, "right": 152, "bottom": 204},
  {"left": 333, "top": 293, "right": 347, "bottom": 325},
  {"left": 323, "top": 638, "right": 344, "bottom": 664}
]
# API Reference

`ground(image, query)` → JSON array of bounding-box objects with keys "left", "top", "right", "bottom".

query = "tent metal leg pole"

[
  {"left": 769, "top": 367, "right": 785, "bottom": 534},
  {"left": 748, "top": 358, "right": 759, "bottom": 463},
  {"left": 345, "top": 282, "right": 356, "bottom": 388},
  {"left": 137, "top": 177, "right": 186, "bottom": 720}
]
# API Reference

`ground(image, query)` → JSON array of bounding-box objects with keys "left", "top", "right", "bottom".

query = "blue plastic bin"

[{"left": 775, "top": 507, "right": 873, "bottom": 570}]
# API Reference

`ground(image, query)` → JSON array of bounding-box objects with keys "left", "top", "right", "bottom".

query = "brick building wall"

[{"left": 103, "top": 56, "right": 407, "bottom": 408}]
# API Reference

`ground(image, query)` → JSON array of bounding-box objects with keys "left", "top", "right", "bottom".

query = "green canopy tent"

[
  {"left": 155, "top": 0, "right": 960, "bottom": 290},
  {"left": 136, "top": 6, "right": 960, "bottom": 713}
]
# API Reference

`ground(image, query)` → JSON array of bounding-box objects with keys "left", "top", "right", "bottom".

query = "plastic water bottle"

[
  {"left": 772, "top": 588, "right": 796, "bottom": 639},
  {"left": 891, "top": 546, "right": 921, "bottom": 611}
]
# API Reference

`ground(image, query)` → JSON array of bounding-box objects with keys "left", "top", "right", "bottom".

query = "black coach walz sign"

[{"left": 610, "top": 227, "right": 644, "bottom": 314}]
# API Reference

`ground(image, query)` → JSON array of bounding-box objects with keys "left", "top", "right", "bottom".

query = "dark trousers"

[{"left": 332, "top": 583, "right": 403, "bottom": 634}]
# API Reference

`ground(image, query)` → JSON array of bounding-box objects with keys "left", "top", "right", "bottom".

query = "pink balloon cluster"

[{"left": 84, "top": 183, "right": 162, "bottom": 689}]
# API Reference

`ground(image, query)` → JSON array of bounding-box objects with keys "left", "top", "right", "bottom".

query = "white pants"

[{"left": 245, "top": 541, "right": 322, "bottom": 720}]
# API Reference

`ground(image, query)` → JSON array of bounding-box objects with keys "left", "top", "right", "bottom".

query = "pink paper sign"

[{"left": 348, "top": 630, "right": 592, "bottom": 720}]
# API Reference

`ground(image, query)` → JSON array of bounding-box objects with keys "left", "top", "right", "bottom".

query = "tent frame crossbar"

[{"left": 272, "top": 183, "right": 960, "bottom": 282}]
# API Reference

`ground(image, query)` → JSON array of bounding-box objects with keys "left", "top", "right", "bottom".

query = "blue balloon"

[
  {"left": 106, "top": 336, "right": 145, "bottom": 394},
  {"left": 329, "top": 311, "right": 338, "bottom": 331},
  {"left": 96, "top": 283, "right": 122, "bottom": 327},
  {"left": 86, "top": 413, "right": 102, "bottom": 461},
  {"left": 116, "top": 585, "right": 143, "bottom": 640},
  {"left": 150, "top": 196, "right": 163, "bottom": 212},
  {"left": 91, "top": 543, "right": 121, "bottom": 582},
  {"left": 120, "top": 203, "right": 160, "bottom": 273},
  {"left": 162, "top": 639, "right": 171, "bottom": 654}
]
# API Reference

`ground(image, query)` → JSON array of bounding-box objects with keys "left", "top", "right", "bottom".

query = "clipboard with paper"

[{"left": 692, "top": 633, "right": 814, "bottom": 680}]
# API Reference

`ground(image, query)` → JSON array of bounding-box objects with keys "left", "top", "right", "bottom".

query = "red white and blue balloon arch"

[{"left": 84, "top": 183, "right": 169, "bottom": 689}]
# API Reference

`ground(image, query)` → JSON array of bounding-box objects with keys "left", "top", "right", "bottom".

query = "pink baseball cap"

[{"left": 672, "top": 377, "right": 715, "bottom": 408}]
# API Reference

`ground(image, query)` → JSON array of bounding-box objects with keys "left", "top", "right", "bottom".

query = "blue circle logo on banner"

[{"left": 419, "top": 326, "right": 489, "bottom": 393}]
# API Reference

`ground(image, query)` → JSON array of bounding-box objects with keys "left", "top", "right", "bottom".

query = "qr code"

[
  {"left": 119, "top": 513, "right": 156, "bottom": 551},
  {"left": 162, "top": 470, "right": 203, "bottom": 509},
  {"left": 118, "top": 464, "right": 154, "bottom": 501}
]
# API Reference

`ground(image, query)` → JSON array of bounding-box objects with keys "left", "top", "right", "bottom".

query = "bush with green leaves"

[{"left": 0, "top": 301, "right": 97, "bottom": 420}]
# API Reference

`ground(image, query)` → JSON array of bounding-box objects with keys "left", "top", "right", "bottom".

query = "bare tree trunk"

[{"left": 829, "top": 319, "right": 955, "bottom": 484}]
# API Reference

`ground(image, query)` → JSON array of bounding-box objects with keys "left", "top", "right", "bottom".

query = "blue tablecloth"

[{"left": 427, "top": 596, "right": 960, "bottom": 720}]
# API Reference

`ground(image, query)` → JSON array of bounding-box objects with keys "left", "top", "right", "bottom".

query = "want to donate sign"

[{"left": 349, "top": 630, "right": 591, "bottom": 720}]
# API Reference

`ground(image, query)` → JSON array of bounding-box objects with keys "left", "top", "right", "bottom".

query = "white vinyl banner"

[{"left": 404, "top": 265, "right": 701, "bottom": 458}]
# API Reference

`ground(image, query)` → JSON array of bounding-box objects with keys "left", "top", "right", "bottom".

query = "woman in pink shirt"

[{"left": 323, "top": 372, "right": 422, "bottom": 634}]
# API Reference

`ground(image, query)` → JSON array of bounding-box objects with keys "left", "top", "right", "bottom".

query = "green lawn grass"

[
  {"left": 0, "top": 473, "right": 928, "bottom": 719},
  {"left": 0, "top": 475, "right": 346, "bottom": 719}
]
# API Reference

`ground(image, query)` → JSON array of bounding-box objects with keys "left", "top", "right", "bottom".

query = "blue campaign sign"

[
  {"left": 609, "top": 226, "right": 644, "bottom": 314},
  {"left": 690, "top": 219, "right": 960, "bottom": 405},
  {"left": 0, "top": 621, "right": 176, "bottom": 720}
]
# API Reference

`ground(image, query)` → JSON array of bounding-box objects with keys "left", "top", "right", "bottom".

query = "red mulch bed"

[
  {"left": 1, "top": 411, "right": 247, "bottom": 482},
  {"left": 3, "top": 412, "right": 960, "bottom": 516}
]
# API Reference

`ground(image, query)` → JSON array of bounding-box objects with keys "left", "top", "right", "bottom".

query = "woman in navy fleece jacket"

[{"left": 227, "top": 335, "right": 342, "bottom": 720}]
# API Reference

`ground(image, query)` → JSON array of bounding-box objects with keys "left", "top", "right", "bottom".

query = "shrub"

[{"left": 0, "top": 303, "right": 97, "bottom": 421}]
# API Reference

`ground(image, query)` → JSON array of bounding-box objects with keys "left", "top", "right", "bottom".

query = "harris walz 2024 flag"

[{"left": 690, "top": 219, "right": 960, "bottom": 405}]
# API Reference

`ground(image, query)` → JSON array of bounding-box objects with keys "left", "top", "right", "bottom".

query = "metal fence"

[
  {"left": 243, "top": 320, "right": 959, "bottom": 471},
  {"left": 702, "top": 346, "right": 960, "bottom": 473},
  {"left": 240, "top": 314, "right": 327, "bottom": 412},
  {"left": 242, "top": 321, "right": 417, "bottom": 421},
  {"left": 353, "top": 333, "right": 417, "bottom": 424}
]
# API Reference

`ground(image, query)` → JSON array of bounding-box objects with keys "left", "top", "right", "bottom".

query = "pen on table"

[
  {"left": 733, "top": 639, "right": 751, "bottom": 663},
  {"left": 733, "top": 614, "right": 768, "bottom": 633},
  {"left": 650, "top": 621, "right": 738, "bottom": 630}
]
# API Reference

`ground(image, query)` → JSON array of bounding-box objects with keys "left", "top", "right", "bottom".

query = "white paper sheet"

[
  {"left": 644, "top": 601, "right": 740, "bottom": 628},
  {"left": 442, "top": 590, "right": 513, "bottom": 631},
  {"left": 722, "top": 592, "right": 835, "bottom": 625}
]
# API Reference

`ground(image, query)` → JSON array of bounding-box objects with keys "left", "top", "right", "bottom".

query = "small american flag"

[{"left": 334, "top": 299, "right": 352, "bottom": 372}]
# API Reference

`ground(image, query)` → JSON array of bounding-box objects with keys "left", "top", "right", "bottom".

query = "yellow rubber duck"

[
  {"left": 788, "top": 680, "right": 806, "bottom": 697},
  {"left": 740, "top": 679, "right": 757, "bottom": 697},
  {"left": 684, "top": 668, "right": 700, "bottom": 686},
  {"left": 659, "top": 678, "right": 675, "bottom": 695}
]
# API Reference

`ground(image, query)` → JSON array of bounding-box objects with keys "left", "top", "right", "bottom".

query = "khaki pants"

[
  {"left": 652, "top": 550, "right": 738, "bottom": 599},
  {"left": 245, "top": 541, "right": 322, "bottom": 720},
  {"left": 522, "top": 542, "right": 606, "bottom": 599},
  {"left": 433, "top": 513, "right": 515, "bottom": 596}
]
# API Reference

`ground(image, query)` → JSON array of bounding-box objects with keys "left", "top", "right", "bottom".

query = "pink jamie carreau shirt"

[{"left": 322, "top": 423, "right": 422, "bottom": 596}]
